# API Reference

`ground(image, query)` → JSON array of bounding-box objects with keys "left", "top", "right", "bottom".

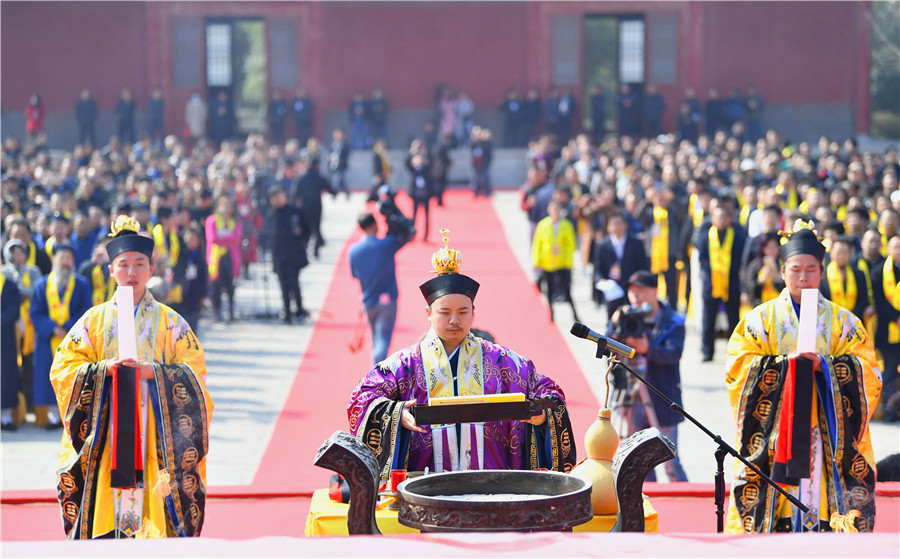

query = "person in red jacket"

[{"left": 25, "top": 93, "right": 45, "bottom": 141}]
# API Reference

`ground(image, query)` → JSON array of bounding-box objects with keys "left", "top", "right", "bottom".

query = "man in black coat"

[
  {"left": 115, "top": 89, "right": 136, "bottom": 144},
  {"left": 292, "top": 87, "right": 314, "bottom": 145},
  {"left": 209, "top": 91, "right": 236, "bottom": 146},
  {"left": 290, "top": 156, "right": 333, "bottom": 259},
  {"left": 75, "top": 88, "right": 98, "bottom": 146},
  {"left": 268, "top": 90, "right": 289, "bottom": 145},
  {"left": 1, "top": 275, "right": 20, "bottom": 430},
  {"left": 267, "top": 187, "right": 310, "bottom": 324},
  {"left": 695, "top": 204, "right": 746, "bottom": 361},
  {"left": 871, "top": 234, "right": 900, "bottom": 421},
  {"left": 406, "top": 152, "right": 433, "bottom": 242},
  {"left": 616, "top": 84, "right": 639, "bottom": 137},
  {"left": 589, "top": 84, "right": 606, "bottom": 143},
  {"left": 593, "top": 211, "right": 649, "bottom": 316},
  {"left": 147, "top": 88, "right": 165, "bottom": 144},
  {"left": 643, "top": 84, "right": 665, "bottom": 137}
]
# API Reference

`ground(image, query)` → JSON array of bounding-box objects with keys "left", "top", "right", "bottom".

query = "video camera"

[
  {"left": 609, "top": 302, "right": 654, "bottom": 340},
  {"left": 377, "top": 186, "right": 416, "bottom": 244}
]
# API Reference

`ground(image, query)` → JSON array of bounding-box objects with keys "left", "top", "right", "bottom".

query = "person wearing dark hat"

[
  {"left": 606, "top": 270, "right": 688, "bottom": 482},
  {"left": 725, "top": 220, "right": 881, "bottom": 533},
  {"left": 7, "top": 217, "right": 52, "bottom": 275},
  {"left": 29, "top": 243, "right": 91, "bottom": 428},
  {"left": 48, "top": 215, "right": 213, "bottom": 538},
  {"left": 266, "top": 185, "right": 310, "bottom": 324},
  {"left": 349, "top": 230, "right": 576, "bottom": 482},
  {"left": 43, "top": 211, "right": 72, "bottom": 259}
]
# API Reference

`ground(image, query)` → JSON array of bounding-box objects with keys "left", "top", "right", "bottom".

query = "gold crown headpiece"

[
  {"left": 109, "top": 215, "right": 141, "bottom": 237},
  {"left": 430, "top": 229, "right": 462, "bottom": 274},
  {"left": 778, "top": 219, "right": 818, "bottom": 245}
]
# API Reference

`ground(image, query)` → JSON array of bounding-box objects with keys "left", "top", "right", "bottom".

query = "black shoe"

[
  {"left": 281, "top": 316, "right": 293, "bottom": 325},
  {"left": 702, "top": 356, "right": 714, "bottom": 362},
  {"left": 1, "top": 422, "right": 17, "bottom": 432}
]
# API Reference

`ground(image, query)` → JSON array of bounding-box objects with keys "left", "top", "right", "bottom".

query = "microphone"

[{"left": 569, "top": 322, "right": 636, "bottom": 359}]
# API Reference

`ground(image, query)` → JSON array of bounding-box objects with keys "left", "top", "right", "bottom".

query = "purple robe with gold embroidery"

[{"left": 347, "top": 335, "right": 576, "bottom": 482}]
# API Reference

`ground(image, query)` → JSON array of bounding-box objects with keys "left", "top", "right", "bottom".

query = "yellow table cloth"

[{"left": 305, "top": 488, "right": 658, "bottom": 536}]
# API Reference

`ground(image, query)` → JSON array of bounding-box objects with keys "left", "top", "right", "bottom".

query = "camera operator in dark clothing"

[
  {"left": 267, "top": 186, "right": 310, "bottom": 324},
  {"left": 606, "top": 271, "right": 688, "bottom": 482},
  {"left": 291, "top": 155, "right": 334, "bottom": 259}
]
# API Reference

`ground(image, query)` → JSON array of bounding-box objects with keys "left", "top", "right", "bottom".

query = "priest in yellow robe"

[
  {"left": 725, "top": 221, "right": 881, "bottom": 533},
  {"left": 51, "top": 216, "right": 213, "bottom": 539}
]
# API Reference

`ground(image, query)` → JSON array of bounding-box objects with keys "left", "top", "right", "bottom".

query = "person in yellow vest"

[
  {"left": 858, "top": 229, "right": 883, "bottom": 334},
  {"left": 50, "top": 215, "right": 213, "bottom": 538},
  {"left": 878, "top": 209, "right": 899, "bottom": 258},
  {"left": 531, "top": 199, "right": 580, "bottom": 323},
  {"left": 2, "top": 239, "right": 43, "bottom": 419},
  {"left": 819, "top": 236, "right": 868, "bottom": 320},
  {"left": 725, "top": 220, "right": 881, "bottom": 532},
  {"left": 29, "top": 244, "right": 91, "bottom": 428},
  {"left": 151, "top": 207, "right": 187, "bottom": 308},
  {"left": 871, "top": 234, "right": 900, "bottom": 422},
  {"left": 696, "top": 204, "right": 746, "bottom": 362}
]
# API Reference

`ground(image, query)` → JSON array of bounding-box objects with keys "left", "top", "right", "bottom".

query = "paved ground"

[{"left": 2, "top": 189, "right": 897, "bottom": 493}]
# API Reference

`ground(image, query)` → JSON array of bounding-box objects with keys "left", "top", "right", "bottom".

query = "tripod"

[
  {"left": 609, "top": 357, "right": 660, "bottom": 438},
  {"left": 591, "top": 342, "right": 808, "bottom": 532}
]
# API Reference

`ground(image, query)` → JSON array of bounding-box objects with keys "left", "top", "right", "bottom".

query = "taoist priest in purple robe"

[{"left": 348, "top": 230, "right": 576, "bottom": 481}]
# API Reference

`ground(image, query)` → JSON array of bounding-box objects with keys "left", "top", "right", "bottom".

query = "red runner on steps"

[{"left": 253, "top": 191, "right": 600, "bottom": 494}]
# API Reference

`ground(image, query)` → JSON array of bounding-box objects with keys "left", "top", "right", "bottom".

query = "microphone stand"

[{"left": 592, "top": 343, "right": 809, "bottom": 533}]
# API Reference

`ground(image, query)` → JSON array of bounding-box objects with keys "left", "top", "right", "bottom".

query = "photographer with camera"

[
  {"left": 349, "top": 204, "right": 413, "bottom": 365},
  {"left": 606, "top": 270, "right": 688, "bottom": 482}
]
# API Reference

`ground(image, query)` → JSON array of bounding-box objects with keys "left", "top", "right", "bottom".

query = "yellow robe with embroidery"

[
  {"left": 51, "top": 290, "right": 213, "bottom": 538},
  {"left": 724, "top": 288, "right": 881, "bottom": 533}
]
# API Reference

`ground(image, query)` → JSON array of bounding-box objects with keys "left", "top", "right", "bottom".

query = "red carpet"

[{"left": 253, "top": 191, "right": 599, "bottom": 494}]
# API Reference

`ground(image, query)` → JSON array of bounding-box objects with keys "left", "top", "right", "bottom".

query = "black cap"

[
  {"left": 50, "top": 211, "right": 69, "bottom": 224},
  {"left": 628, "top": 270, "right": 658, "bottom": 289},
  {"left": 419, "top": 274, "right": 480, "bottom": 306},
  {"left": 156, "top": 207, "right": 173, "bottom": 219},
  {"left": 52, "top": 243, "right": 76, "bottom": 256},
  {"left": 780, "top": 228, "right": 826, "bottom": 262}
]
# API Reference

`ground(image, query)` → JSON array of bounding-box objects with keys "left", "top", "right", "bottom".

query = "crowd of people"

[{"left": 520, "top": 129, "right": 900, "bottom": 425}]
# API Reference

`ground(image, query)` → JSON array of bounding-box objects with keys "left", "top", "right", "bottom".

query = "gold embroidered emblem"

[
  {"left": 850, "top": 485, "right": 870, "bottom": 505},
  {"left": 833, "top": 362, "right": 852, "bottom": 386},
  {"left": 78, "top": 419, "right": 89, "bottom": 440},
  {"left": 740, "top": 483, "right": 760, "bottom": 508},
  {"left": 842, "top": 395, "right": 853, "bottom": 418},
  {"left": 59, "top": 473, "right": 78, "bottom": 497},
  {"left": 181, "top": 446, "right": 199, "bottom": 471},
  {"left": 178, "top": 415, "right": 194, "bottom": 438},
  {"left": 63, "top": 500, "right": 79, "bottom": 523},
  {"left": 752, "top": 399, "right": 772, "bottom": 423},
  {"left": 80, "top": 389, "right": 93, "bottom": 409},
  {"left": 365, "top": 429, "right": 382, "bottom": 452},
  {"left": 758, "top": 368, "right": 780, "bottom": 395},
  {"left": 748, "top": 433, "right": 765, "bottom": 455},
  {"left": 189, "top": 502, "right": 202, "bottom": 529},
  {"left": 742, "top": 515, "right": 755, "bottom": 533},
  {"left": 561, "top": 429, "right": 571, "bottom": 458},
  {"left": 744, "top": 467, "right": 761, "bottom": 483},
  {"left": 183, "top": 473, "right": 198, "bottom": 500},
  {"left": 856, "top": 516, "right": 870, "bottom": 532},
  {"left": 172, "top": 383, "right": 191, "bottom": 408},
  {"left": 850, "top": 454, "right": 869, "bottom": 482}
]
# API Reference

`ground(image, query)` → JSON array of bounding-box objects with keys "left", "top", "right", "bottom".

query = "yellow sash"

[
  {"left": 835, "top": 205, "right": 847, "bottom": 223},
  {"left": 18, "top": 270, "right": 34, "bottom": 356},
  {"left": 650, "top": 206, "right": 669, "bottom": 274},
  {"left": 826, "top": 261, "right": 857, "bottom": 311},
  {"left": 879, "top": 226, "right": 889, "bottom": 258},
  {"left": 776, "top": 184, "right": 798, "bottom": 210},
  {"left": 757, "top": 264, "right": 779, "bottom": 303},
  {"left": 44, "top": 237, "right": 55, "bottom": 258},
  {"left": 739, "top": 204, "right": 752, "bottom": 227},
  {"left": 46, "top": 272, "right": 75, "bottom": 354},
  {"left": 709, "top": 226, "right": 734, "bottom": 301},
  {"left": 690, "top": 193, "right": 704, "bottom": 227},
  {"left": 209, "top": 215, "right": 235, "bottom": 281},
  {"left": 26, "top": 243, "right": 37, "bottom": 267},
  {"left": 90, "top": 265, "right": 116, "bottom": 306},
  {"left": 152, "top": 225, "right": 181, "bottom": 267},
  {"left": 883, "top": 258, "right": 900, "bottom": 344}
]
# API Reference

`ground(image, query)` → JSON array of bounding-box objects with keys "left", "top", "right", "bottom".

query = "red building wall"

[
  {"left": 318, "top": 2, "right": 530, "bottom": 109},
  {"left": 1, "top": 1, "right": 149, "bottom": 110}
]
